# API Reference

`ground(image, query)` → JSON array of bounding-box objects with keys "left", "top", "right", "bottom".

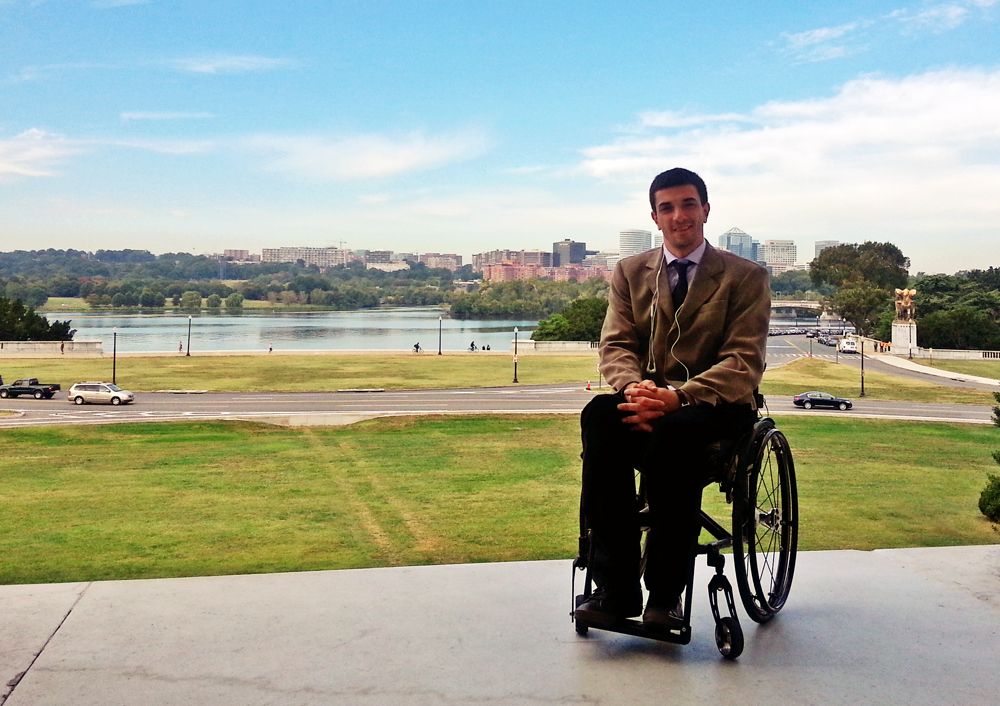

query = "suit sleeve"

[{"left": 681, "top": 265, "right": 770, "bottom": 406}]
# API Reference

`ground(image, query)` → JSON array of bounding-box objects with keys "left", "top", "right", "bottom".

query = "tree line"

[
  {"left": 0, "top": 248, "right": 475, "bottom": 312},
  {"left": 3, "top": 247, "right": 997, "bottom": 349}
]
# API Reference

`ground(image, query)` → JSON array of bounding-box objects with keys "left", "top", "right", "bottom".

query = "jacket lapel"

[{"left": 674, "top": 243, "right": 723, "bottom": 323}]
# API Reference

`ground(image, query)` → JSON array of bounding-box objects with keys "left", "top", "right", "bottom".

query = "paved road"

[
  {"left": 1, "top": 337, "right": 993, "bottom": 427},
  {"left": 0, "top": 384, "right": 991, "bottom": 427}
]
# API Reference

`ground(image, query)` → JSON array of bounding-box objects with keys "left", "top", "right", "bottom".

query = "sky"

[{"left": 2, "top": 0, "right": 1000, "bottom": 275}]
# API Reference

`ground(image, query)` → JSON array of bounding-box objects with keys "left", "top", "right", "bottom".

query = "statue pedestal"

[{"left": 891, "top": 320, "right": 918, "bottom": 356}]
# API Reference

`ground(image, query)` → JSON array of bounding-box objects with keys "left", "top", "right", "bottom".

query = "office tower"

[
  {"left": 261, "top": 246, "right": 355, "bottom": 268},
  {"left": 716, "top": 227, "right": 759, "bottom": 261},
  {"left": 552, "top": 239, "right": 586, "bottom": 267},
  {"left": 619, "top": 230, "right": 652, "bottom": 259},
  {"left": 759, "top": 239, "right": 798, "bottom": 274}
]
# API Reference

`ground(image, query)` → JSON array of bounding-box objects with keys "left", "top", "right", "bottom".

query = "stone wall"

[{"left": 0, "top": 340, "right": 104, "bottom": 356}]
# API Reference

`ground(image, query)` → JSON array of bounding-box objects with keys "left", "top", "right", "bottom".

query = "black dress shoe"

[
  {"left": 576, "top": 585, "right": 643, "bottom": 619},
  {"left": 642, "top": 594, "right": 684, "bottom": 627}
]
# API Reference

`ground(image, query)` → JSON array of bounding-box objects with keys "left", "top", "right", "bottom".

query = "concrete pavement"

[{"left": 3, "top": 545, "right": 998, "bottom": 705}]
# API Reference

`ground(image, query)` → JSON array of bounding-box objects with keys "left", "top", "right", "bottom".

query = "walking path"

[{"left": 3, "top": 546, "right": 998, "bottom": 705}]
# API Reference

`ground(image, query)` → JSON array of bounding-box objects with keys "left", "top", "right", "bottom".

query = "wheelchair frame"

[{"left": 571, "top": 413, "right": 798, "bottom": 659}]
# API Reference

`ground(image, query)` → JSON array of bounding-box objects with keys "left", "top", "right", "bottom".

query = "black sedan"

[{"left": 792, "top": 391, "right": 853, "bottom": 411}]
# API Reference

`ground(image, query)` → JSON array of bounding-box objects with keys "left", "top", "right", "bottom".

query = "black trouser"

[{"left": 580, "top": 392, "right": 755, "bottom": 600}]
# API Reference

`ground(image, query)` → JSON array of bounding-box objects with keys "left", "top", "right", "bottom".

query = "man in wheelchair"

[{"left": 576, "top": 167, "right": 770, "bottom": 629}]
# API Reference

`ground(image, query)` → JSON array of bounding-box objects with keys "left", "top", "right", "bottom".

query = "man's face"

[{"left": 650, "top": 184, "right": 710, "bottom": 258}]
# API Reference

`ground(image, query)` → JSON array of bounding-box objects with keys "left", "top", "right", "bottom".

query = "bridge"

[{"left": 771, "top": 299, "right": 824, "bottom": 312}]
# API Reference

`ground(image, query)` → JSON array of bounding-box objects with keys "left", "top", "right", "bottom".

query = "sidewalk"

[
  {"left": 3, "top": 546, "right": 998, "bottom": 705},
  {"left": 873, "top": 353, "right": 1000, "bottom": 387}
]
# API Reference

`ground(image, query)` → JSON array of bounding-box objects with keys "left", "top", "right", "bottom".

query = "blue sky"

[{"left": 2, "top": 0, "right": 999, "bottom": 274}]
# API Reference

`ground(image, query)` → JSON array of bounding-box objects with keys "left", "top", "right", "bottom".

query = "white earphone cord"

[{"left": 646, "top": 257, "right": 691, "bottom": 384}]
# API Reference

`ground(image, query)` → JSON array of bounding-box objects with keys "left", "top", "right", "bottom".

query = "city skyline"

[{"left": 3, "top": 1, "right": 1000, "bottom": 275}]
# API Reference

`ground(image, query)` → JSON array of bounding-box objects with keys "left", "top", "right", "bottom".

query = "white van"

[{"left": 838, "top": 338, "right": 858, "bottom": 353}]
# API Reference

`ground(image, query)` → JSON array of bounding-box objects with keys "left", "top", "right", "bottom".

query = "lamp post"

[
  {"left": 438, "top": 315, "right": 443, "bottom": 355},
  {"left": 112, "top": 327, "right": 117, "bottom": 384},
  {"left": 512, "top": 326, "right": 519, "bottom": 383},
  {"left": 859, "top": 340, "right": 866, "bottom": 397},
  {"left": 186, "top": 315, "right": 192, "bottom": 357}
]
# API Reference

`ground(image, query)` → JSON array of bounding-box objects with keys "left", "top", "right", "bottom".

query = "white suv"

[{"left": 67, "top": 382, "right": 136, "bottom": 405}]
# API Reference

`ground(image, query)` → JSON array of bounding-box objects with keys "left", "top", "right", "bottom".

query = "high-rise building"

[
  {"left": 261, "top": 246, "right": 356, "bottom": 268},
  {"left": 418, "top": 253, "right": 463, "bottom": 271},
  {"left": 552, "top": 239, "right": 586, "bottom": 267},
  {"left": 814, "top": 240, "right": 839, "bottom": 259},
  {"left": 758, "top": 240, "right": 798, "bottom": 274},
  {"left": 716, "top": 227, "right": 759, "bottom": 262},
  {"left": 619, "top": 230, "right": 653, "bottom": 259}
]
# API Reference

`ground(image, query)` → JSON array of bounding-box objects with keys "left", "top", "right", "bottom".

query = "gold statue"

[{"left": 894, "top": 288, "right": 917, "bottom": 321}]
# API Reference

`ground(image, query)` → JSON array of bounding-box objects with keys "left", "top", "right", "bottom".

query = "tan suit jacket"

[{"left": 599, "top": 242, "right": 770, "bottom": 407}]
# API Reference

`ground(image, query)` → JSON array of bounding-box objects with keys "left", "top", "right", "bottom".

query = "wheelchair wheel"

[
  {"left": 715, "top": 616, "right": 743, "bottom": 659},
  {"left": 733, "top": 424, "right": 798, "bottom": 624}
]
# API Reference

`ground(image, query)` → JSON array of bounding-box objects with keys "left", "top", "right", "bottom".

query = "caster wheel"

[
  {"left": 575, "top": 621, "right": 589, "bottom": 636},
  {"left": 715, "top": 616, "right": 744, "bottom": 659}
]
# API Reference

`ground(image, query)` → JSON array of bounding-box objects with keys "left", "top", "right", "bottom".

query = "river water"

[
  {"left": 52, "top": 308, "right": 538, "bottom": 353},
  {"left": 48, "top": 307, "right": 835, "bottom": 354}
]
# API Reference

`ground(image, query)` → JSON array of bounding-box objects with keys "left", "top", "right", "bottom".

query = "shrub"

[{"left": 980, "top": 471, "right": 1000, "bottom": 522}]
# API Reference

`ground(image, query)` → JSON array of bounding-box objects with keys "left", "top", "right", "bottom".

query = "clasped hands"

[{"left": 617, "top": 379, "right": 683, "bottom": 432}]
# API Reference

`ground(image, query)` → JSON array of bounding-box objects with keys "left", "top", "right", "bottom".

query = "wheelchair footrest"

[{"left": 573, "top": 598, "right": 692, "bottom": 645}]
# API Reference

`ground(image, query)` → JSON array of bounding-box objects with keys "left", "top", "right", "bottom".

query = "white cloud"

[
  {"left": 889, "top": 4, "right": 969, "bottom": 33},
  {"left": 120, "top": 111, "right": 215, "bottom": 122},
  {"left": 639, "top": 110, "right": 753, "bottom": 129},
  {"left": 0, "top": 129, "right": 84, "bottom": 180},
  {"left": 780, "top": 1, "right": 997, "bottom": 62},
  {"left": 166, "top": 54, "right": 295, "bottom": 75},
  {"left": 578, "top": 69, "right": 1000, "bottom": 273},
  {"left": 783, "top": 22, "right": 862, "bottom": 49},
  {"left": 245, "top": 130, "right": 492, "bottom": 181}
]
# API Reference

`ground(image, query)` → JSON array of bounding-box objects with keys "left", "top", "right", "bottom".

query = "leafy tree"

[
  {"left": 829, "top": 282, "right": 887, "bottom": 337},
  {"left": 180, "top": 291, "right": 202, "bottom": 310},
  {"left": 771, "top": 269, "right": 823, "bottom": 297},
  {"left": 139, "top": 288, "right": 166, "bottom": 307},
  {"left": 810, "top": 242, "right": 909, "bottom": 290},
  {"left": 918, "top": 307, "right": 1000, "bottom": 349},
  {"left": 531, "top": 314, "right": 571, "bottom": 341},
  {"left": 532, "top": 296, "right": 608, "bottom": 341},
  {"left": 206, "top": 294, "right": 222, "bottom": 309},
  {"left": 0, "top": 296, "right": 74, "bottom": 341},
  {"left": 810, "top": 242, "right": 910, "bottom": 335},
  {"left": 224, "top": 293, "right": 244, "bottom": 309}
]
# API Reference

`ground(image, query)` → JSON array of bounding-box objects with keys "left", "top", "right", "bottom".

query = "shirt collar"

[{"left": 662, "top": 239, "right": 707, "bottom": 266}]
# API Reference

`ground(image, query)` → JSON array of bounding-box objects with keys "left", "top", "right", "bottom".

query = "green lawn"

[
  {"left": 918, "top": 359, "right": 1000, "bottom": 380},
  {"left": 2, "top": 415, "right": 996, "bottom": 585},
  {"left": 0, "top": 352, "right": 601, "bottom": 392},
  {"left": 1, "top": 353, "right": 993, "bottom": 404}
]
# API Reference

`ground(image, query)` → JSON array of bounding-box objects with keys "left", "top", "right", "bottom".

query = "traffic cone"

[{"left": 586, "top": 381, "right": 591, "bottom": 391}]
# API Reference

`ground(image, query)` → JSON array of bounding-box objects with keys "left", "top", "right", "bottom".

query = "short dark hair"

[{"left": 649, "top": 168, "right": 708, "bottom": 209}]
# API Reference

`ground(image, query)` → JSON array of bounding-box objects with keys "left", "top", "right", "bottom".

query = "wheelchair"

[{"left": 571, "top": 405, "right": 798, "bottom": 660}]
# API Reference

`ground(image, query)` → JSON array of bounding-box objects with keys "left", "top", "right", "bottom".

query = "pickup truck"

[{"left": 0, "top": 378, "right": 62, "bottom": 399}]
